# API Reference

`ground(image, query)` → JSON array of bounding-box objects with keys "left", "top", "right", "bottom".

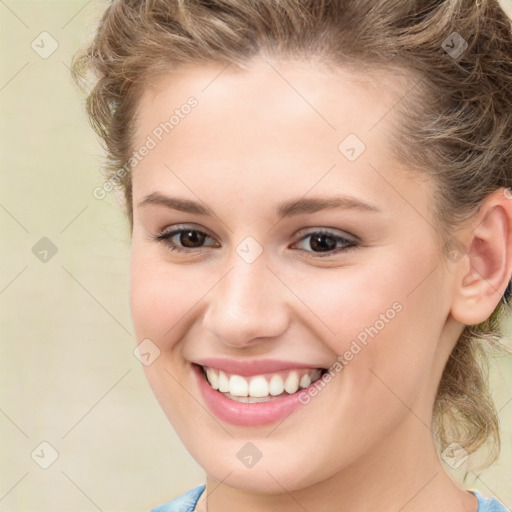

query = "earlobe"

[{"left": 450, "top": 188, "right": 512, "bottom": 326}]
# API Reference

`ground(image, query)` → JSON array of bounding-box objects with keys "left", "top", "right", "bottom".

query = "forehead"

[
  {"left": 130, "top": 58, "right": 431, "bottom": 222},
  {"left": 133, "top": 57, "right": 411, "bottom": 155}
]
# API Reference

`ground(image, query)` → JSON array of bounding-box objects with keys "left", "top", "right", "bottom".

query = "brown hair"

[{"left": 71, "top": 0, "right": 512, "bottom": 471}]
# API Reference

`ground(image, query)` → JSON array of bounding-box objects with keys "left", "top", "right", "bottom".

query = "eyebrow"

[{"left": 138, "top": 192, "right": 381, "bottom": 218}]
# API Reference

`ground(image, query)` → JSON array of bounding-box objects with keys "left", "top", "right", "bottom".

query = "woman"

[{"left": 71, "top": 1, "right": 512, "bottom": 510}]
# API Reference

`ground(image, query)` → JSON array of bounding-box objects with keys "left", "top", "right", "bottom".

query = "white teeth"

[
  {"left": 284, "top": 371, "right": 299, "bottom": 394},
  {"left": 218, "top": 371, "right": 229, "bottom": 392},
  {"left": 249, "top": 376, "right": 269, "bottom": 398},
  {"left": 300, "top": 373, "right": 312, "bottom": 388},
  {"left": 269, "top": 374, "right": 284, "bottom": 396},
  {"left": 203, "top": 366, "right": 324, "bottom": 399},
  {"left": 229, "top": 375, "right": 249, "bottom": 397},
  {"left": 205, "top": 367, "right": 219, "bottom": 390}
]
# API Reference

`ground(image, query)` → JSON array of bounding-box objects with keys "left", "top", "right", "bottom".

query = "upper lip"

[{"left": 193, "top": 358, "right": 327, "bottom": 377}]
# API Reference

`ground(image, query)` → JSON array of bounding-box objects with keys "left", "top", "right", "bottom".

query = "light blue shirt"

[{"left": 150, "top": 484, "right": 510, "bottom": 512}]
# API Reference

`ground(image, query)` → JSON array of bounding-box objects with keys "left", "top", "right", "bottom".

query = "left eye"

[
  {"left": 292, "top": 229, "right": 358, "bottom": 256},
  {"left": 152, "top": 226, "right": 358, "bottom": 257}
]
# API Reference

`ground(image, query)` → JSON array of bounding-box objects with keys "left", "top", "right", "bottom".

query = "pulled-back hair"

[{"left": 71, "top": 0, "right": 512, "bottom": 471}]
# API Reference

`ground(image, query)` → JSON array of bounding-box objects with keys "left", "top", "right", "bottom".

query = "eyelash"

[{"left": 150, "top": 225, "right": 358, "bottom": 258}]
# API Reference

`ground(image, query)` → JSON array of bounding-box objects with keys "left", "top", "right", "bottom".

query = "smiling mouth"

[{"left": 197, "top": 364, "right": 328, "bottom": 403}]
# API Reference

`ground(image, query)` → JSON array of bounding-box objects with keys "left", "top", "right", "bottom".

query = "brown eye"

[
  {"left": 292, "top": 229, "right": 358, "bottom": 257},
  {"left": 178, "top": 229, "right": 207, "bottom": 248},
  {"left": 309, "top": 233, "right": 338, "bottom": 252},
  {"left": 152, "top": 226, "right": 218, "bottom": 253}
]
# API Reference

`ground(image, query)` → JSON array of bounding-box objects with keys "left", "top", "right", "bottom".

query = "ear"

[{"left": 449, "top": 188, "right": 512, "bottom": 326}]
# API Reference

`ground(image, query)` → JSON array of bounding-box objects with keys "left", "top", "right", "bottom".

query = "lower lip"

[{"left": 192, "top": 363, "right": 317, "bottom": 427}]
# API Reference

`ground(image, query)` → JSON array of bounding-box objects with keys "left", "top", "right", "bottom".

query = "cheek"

[
  {"left": 129, "top": 246, "right": 202, "bottom": 426},
  {"left": 129, "top": 247, "right": 203, "bottom": 343},
  {"left": 291, "top": 251, "right": 442, "bottom": 402}
]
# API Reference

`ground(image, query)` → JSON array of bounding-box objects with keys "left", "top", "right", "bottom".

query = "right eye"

[{"left": 150, "top": 225, "right": 219, "bottom": 254}]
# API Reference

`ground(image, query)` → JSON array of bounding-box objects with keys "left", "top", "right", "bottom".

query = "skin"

[{"left": 128, "top": 58, "right": 512, "bottom": 512}]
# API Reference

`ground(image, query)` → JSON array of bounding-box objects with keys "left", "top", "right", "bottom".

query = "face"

[{"left": 129, "top": 59, "right": 457, "bottom": 493}]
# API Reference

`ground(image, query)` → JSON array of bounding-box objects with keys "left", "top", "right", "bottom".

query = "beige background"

[{"left": 0, "top": 1, "right": 511, "bottom": 511}]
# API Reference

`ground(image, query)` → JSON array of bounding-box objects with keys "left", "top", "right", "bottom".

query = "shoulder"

[
  {"left": 149, "top": 486, "right": 510, "bottom": 512},
  {"left": 470, "top": 490, "right": 510, "bottom": 512},
  {"left": 150, "top": 484, "right": 206, "bottom": 512}
]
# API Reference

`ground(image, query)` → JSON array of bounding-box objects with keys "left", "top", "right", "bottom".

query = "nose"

[{"left": 202, "top": 250, "right": 290, "bottom": 349}]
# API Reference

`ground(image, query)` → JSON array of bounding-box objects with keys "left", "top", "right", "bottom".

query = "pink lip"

[
  {"left": 193, "top": 357, "right": 325, "bottom": 377},
  {"left": 192, "top": 363, "right": 317, "bottom": 426}
]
